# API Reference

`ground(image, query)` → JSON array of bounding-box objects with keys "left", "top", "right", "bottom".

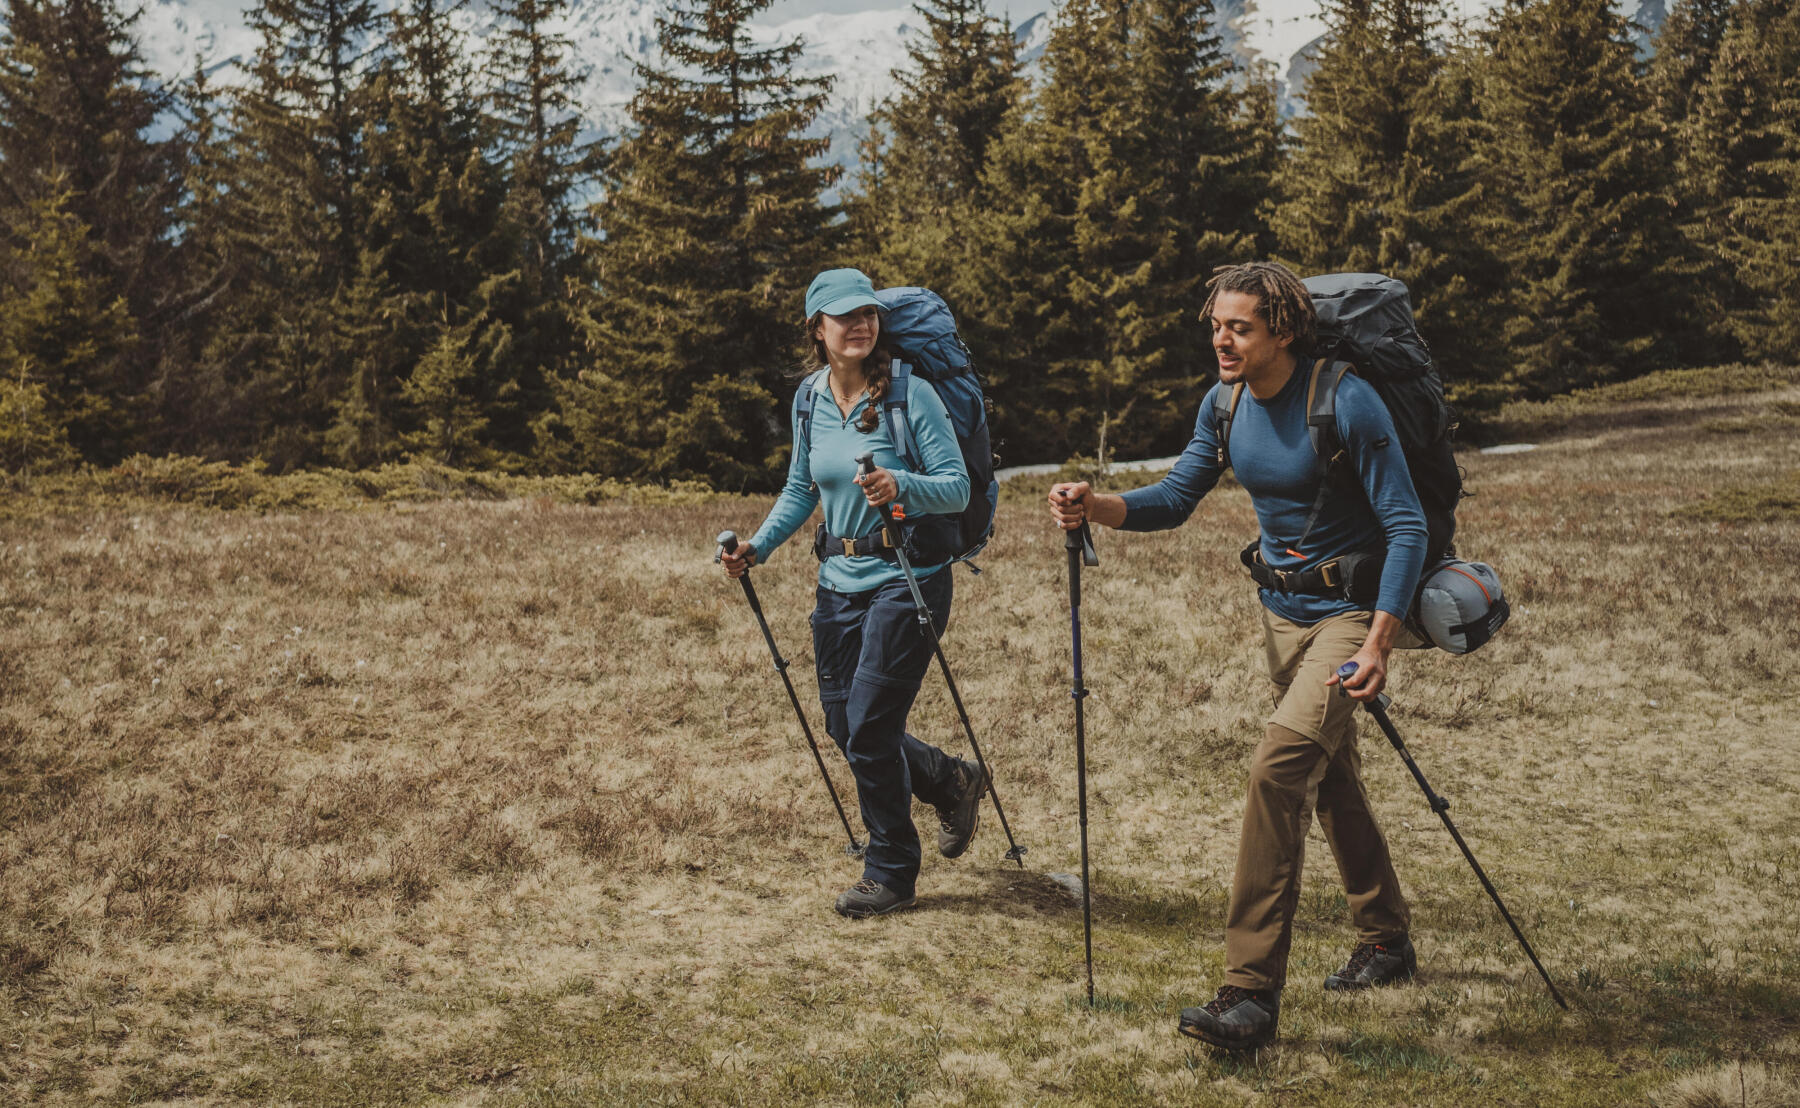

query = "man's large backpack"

[
  {"left": 798, "top": 285, "right": 999, "bottom": 567},
  {"left": 1215, "top": 272, "right": 1462, "bottom": 562},
  {"left": 1215, "top": 273, "right": 1508, "bottom": 652}
]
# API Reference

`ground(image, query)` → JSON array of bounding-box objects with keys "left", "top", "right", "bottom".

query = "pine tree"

[
  {"left": 326, "top": 0, "right": 513, "bottom": 468},
  {"left": 1468, "top": 0, "right": 1694, "bottom": 395},
  {"left": 200, "top": 0, "right": 386, "bottom": 468},
  {"left": 1648, "top": 0, "right": 1738, "bottom": 142},
  {"left": 958, "top": 0, "right": 1124, "bottom": 465},
  {"left": 1107, "top": 0, "right": 1271, "bottom": 458},
  {"left": 0, "top": 186, "right": 138, "bottom": 471},
  {"left": 848, "top": 0, "right": 1022, "bottom": 288},
  {"left": 964, "top": 0, "right": 1272, "bottom": 465},
  {"left": 1271, "top": 0, "right": 1507, "bottom": 399},
  {"left": 1689, "top": 0, "right": 1800, "bottom": 359},
  {"left": 579, "top": 0, "right": 841, "bottom": 489},
  {"left": 402, "top": 323, "right": 491, "bottom": 466},
  {"left": 1647, "top": 0, "right": 1749, "bottom": 364},
  {"left": 150, "top": 61, "right": 242, "bottom": 458},
  {"left": 487, "top": 0, "right": 602, "bottom": 470},
  {"left": 0, "top": 0, "right": 180, "bottom": 461}
]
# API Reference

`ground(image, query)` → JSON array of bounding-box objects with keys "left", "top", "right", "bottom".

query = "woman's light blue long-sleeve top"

[{"left": 749, "top": 370, "right": 970, "bottom": 593}]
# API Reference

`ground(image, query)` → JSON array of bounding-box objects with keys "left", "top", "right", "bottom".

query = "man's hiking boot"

[
  {"left": 935, "top": 758, "right": 988, "bottom": 859},
  {"left": 1324, "top": 936, "right": 1417, "bottom": 991},
  {"left": 834, "top": 878, "right": 916, "bottom": 919},
  {"left": 1177, "top": 986, "right": 1280, "bottom": 1051}
]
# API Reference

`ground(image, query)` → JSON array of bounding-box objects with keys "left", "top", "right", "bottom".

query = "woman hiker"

[{"left": 719, "top": 267, "right": 989, "bottom": 919}]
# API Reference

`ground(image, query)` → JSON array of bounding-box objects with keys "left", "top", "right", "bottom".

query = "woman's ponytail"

[{"left": 856, "top": 359, "right": 890, "bottom": 434}]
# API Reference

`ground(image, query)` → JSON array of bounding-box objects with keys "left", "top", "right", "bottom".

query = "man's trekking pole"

[
  {"left": 1338, "top": 663, "right": 1569, "bottom": 1009},
  {"left": 717, "top": 531, "right": 864, "bottom": 857},
  {"left": 857, "top": 452, "right": 1027, "bottom": 867},
  {"left": 1064, "top": 497, "right": 1099, "bottom": 1005}
]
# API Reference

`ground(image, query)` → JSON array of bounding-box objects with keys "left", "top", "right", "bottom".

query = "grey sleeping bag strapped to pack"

[{"left": 1409, "top": 559, "right": 1510, "bottom": 655}]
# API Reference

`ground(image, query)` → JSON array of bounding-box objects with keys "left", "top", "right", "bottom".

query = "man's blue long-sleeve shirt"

[{"left": 1118, "top": 363, "right": 1429, "bottom": 622}]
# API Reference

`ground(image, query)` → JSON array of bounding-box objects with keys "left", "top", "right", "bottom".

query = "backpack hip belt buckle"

[
  {"left": 841, "top": 537, "right": 858, "bottom": 557},
  {"left": 1318, "top": 559, "right": 1343, "bottom": 591}
]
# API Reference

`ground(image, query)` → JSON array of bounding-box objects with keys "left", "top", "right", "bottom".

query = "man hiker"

[{"left": 1046, "top": 261, "right": 1430, "bottom": 1050}]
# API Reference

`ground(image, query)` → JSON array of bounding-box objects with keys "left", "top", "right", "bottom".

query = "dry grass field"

[{"left": 4, "top": 369, "right": 1800, "bottom": 1106}]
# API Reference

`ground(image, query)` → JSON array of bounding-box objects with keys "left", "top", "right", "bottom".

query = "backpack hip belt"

[
  {"left": 1240, "top": 540, "right": 1380, "bottom": 601},
  {"left": 813, "top": 523, "right": 901, "bottom": 563}
]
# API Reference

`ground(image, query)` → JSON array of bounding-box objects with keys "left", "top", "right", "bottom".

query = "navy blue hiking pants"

[{"left": 811, "top": 570, "right": 964, "bottom": 897}]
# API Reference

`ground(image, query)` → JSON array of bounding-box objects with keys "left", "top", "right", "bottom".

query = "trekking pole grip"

[
  {"left": 718, "top": 529, "right": 771, "bottom": 627},
  {"left": 857, "top": 452, "right": 903, "bottom": 541},
  {"left": 1060, "top": 491, "right": 1099, "bottom": 567}
]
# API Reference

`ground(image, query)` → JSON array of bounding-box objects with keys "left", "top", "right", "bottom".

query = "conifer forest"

[{"left": 2, "top": 0, "right": 1797, "bottom": 491}]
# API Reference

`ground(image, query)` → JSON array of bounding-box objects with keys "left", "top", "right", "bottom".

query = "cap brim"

[{"left": 814, "top": 294, "right": 882, "bottom": 317}]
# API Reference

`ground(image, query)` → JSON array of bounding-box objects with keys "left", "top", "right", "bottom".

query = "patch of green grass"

[
  {"left": 1672, "top": 472, "right": 1800, "bottom": 522},
  {"left": 0, "top": 453, "right": 720, "bottom": 518},
  {"left": 1332, "top": 1033, "right": 1462, "bottom": 1076},
  {"left": 1487, "top": 362, "right": 1800, "bottom": 440}
]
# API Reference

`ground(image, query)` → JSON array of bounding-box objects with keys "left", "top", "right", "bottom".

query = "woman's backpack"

[{"left": 798, "top": 286, "right": 999, "bottom": 568}]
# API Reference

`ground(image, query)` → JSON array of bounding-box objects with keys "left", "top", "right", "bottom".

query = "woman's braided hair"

[
  {"left": 1200, "top": 261, "right": 1317, "bottom": 353},
  {"left": 800, "top": 312, "right": 893, "bottom": 434}
]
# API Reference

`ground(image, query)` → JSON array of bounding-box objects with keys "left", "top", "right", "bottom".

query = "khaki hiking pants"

[{"left": 1221, "top": 608, "right": 1416, "bottom": 993}]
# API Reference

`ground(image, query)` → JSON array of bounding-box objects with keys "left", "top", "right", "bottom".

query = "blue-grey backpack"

[{"left": 798, "top": 286, "right": 999, "bottom": 569}]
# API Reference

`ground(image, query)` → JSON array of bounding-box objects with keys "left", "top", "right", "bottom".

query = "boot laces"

[
  {"left": 1341, "top": 942, "right": 1384, "bottom": 977},
  {"left": 1203, "top": 985, "right": 1258, "bottom": 1016},
  {"left": 849, "top": 877, "right": 882, "bottom": 896},
  {"left": 938, "top": 767, "right": 974, "bottom": 833}
]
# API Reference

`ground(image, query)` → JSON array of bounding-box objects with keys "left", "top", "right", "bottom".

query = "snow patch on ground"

[{"left": 994, "top": 456, "right": 1180, "bottom": 483}]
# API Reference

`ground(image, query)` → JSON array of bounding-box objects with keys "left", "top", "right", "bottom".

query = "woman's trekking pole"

[
  {"left": 856, "top": 453, "right": 1027, "bottom": 867},
  {"left": 1063, "top": 497, "right": 1099, "bottom": 1005},
  {"left": 717, "top": 531, "right": 864, "bottom": 857},
  {"left": 1338, "top": 663, "right": 1569, "bottom": 1009}
]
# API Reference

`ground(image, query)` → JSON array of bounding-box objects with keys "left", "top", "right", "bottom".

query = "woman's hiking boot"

[
  {"left": 1177, "top": 986, "right": 1280, "bottom": 1050},
  {"left": 935, "top": 758, "right": 989, "bottom": 859},
  {"left": 834, "top": 877, "right": 916, "bottom": 919},
  {"left": 1323, "top": 936, "right": 1417, "bottom": 991}
]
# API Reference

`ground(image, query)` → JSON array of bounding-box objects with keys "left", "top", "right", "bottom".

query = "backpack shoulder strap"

[
  {"left": 1305, "top": 357, "right": 1353, "bottom": 473},
  {"left": 882, "top": 358, "right": 921, "bottom": 471},
  {"left": 796, "top": 369, "right": 828, "bottom": 454},
  {"left": 1213, "top": 381, "right": 1246, "bottom": 468},
  {"left": 1292, "top": 357, "right": 1356, "bottom": 556}
]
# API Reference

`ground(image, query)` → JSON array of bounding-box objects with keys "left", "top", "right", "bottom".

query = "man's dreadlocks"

[{"left": 1201, "top": 262, "right": 1316, "bottom": 353}]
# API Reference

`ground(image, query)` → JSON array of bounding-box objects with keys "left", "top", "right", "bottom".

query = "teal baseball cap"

[{"left": 805, "top": 268, "right": 882, "bottom": 317}]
